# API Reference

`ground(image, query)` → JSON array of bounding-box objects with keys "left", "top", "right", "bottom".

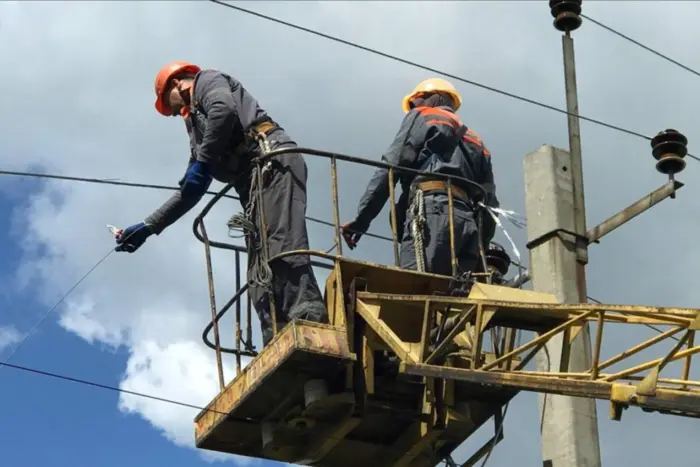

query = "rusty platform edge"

[{"left": 194, "top": 321, "right": 354, "bottom": 443}]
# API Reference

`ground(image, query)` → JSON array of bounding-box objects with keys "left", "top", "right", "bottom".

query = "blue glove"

[
  {"left": 115, "top": 222, "right": 154, "bottom": 253},
  {"left": 180, "top": 160, "right": 212, "bottom": 200}
]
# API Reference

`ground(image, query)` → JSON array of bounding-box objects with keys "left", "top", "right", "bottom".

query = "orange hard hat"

[
  {"left": 401, "top": 78, "right": 462, "bottom": 113},
  {"left": 154, "top": 61, "right": 202, "bottom": 116}
]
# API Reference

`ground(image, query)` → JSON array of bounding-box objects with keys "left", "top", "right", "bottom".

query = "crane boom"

[{"left": 193, "top": 259, "right": 700, "bottom": 466}]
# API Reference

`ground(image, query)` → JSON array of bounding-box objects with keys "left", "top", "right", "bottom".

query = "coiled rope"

[{"left": 226, "top": 135, "right": 275, "bottom": 288}]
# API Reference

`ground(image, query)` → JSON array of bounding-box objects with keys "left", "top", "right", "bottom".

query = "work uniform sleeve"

[
  {"left": 478, "top": 144, "right": 499, "bottom": 243},
  {"left": 143, "top": 157, "right": 204, "bottom": 235},
  {"left": 355, "top": 112, "right": 421, "bottom": 230},
  {"left": 481, "top": 149, "right": 499, "bottom": 209},
  {"left": 194, "top": 71, "right": 239, "bottom": 164}
]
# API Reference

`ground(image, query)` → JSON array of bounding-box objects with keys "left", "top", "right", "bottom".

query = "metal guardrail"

[{"left": 191, "top": 146, "right": 495, "bottom": 387}]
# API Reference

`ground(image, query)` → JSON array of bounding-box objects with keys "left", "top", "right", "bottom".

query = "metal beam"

[
  {"left": 507, "top": 179, "right": 683, "bottom": 289},
  {"left": 587, "top": 180, "right": 683, "bottom": 243},
  {"left": 398, "top": 363, "right": 700, "bottom": 418}
]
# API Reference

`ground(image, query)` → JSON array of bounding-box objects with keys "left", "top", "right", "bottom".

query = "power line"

[
  {"left": 0, "top": 166, "right": 389, "bottom": 368},
  {"left": 0, "top": 166, "right": 678, "bottom": 437},
  {"left": 3, "top": 0, "right": 687, "bottom": 360},
  {"left": 0, "top": 6, "right": 689, "bottom": 458},
  {"left": 0, "top": 360, "right": 230, "bottom": 416},
  {"left": 0, "top": 297, "right": 680, "bottom": 429},
  {"left": 0, "top": 247, "right": 115, "bottom": 377},
  {"left": 200, "top": 1, "right": 698, "bottom": 347},
  {"left": 1, "top": 8, "right": 690, "bottom": 250},
  {"left": 581, "top": 14, "right": 700, "bottom": 79},
  {"left": 1, "top": 168, "right": 681, "bottom": 341},
  {"left": 0, "top": 166, "right": 680, "bottom": 341},
  {"left": 207, "top": 0, "right": 700, "bottom": 164},
  {"left": 0, "top": 168, "right": 237, "bottom": 201},
  {"left": 0, "top": 315, "right": 680, "bottom": 467},
  {"left": 0, "top": 168, "right": 393, "bottom": 242}
]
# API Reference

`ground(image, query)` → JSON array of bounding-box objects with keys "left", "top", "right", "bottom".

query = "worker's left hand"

[
  {"left": 341, "top": 219, "right": 367, "bottom": 250},
  {"left": 114, "top": 222, "right": 154, "bottom": 253}
]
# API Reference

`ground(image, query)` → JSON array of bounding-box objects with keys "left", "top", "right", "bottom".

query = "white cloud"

[
  {"left": 118, "top": 340, "right": 253, "bottom": 464},
  {"left": 2, "top": 1, "right": 700, "bottom": 466},
  {"left": 0, "top": 326, "right": 22, "bottom": 353}
]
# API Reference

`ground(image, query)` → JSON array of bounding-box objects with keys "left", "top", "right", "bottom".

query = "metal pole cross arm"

[
  {"left": 509, "top": 165, "right": 685, "bottom": 290},
  {"left": 586, "top": 179, "right": 684, "bottom": 243}
]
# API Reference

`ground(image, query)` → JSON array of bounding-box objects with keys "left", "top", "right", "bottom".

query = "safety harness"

[
  {"left": 225, "top": 118, "right": 281, "bottom": 334},
  {"left": 187, "top": 78, "right": 281, "bottom": 335},
  {"left": 405, "top": 109, "right": 478, "bottom": 274},
  {"left": 409, "top": 188, "right": 427, "bottom": 271}
]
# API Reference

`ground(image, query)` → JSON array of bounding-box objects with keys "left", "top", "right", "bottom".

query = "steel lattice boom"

[{"left": 193, "top": 259, "right": 700, "bottom": 466}]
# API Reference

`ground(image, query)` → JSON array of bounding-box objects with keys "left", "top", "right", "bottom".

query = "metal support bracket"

[
  {"left": 609, "top": 383, "right": 634, "bottom": 421},
  {"left": 525, "top": 227, "right": 591, "bottom": 265},
  {"left": 637, "top": 331, "right": 691, "bottom": 396}
]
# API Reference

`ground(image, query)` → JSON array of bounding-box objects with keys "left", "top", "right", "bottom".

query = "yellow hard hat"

[{"left": 401, "top": 78, "right": 462, "bottom": 113}]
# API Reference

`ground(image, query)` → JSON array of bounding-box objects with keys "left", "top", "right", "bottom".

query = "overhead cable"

[
  {"left": 0, "top": 168, "right": 393, "bottom": 242},
  {"left": 0, "top": 166, "right": 680, "bottom": 342},
  {"left": 0, "top": 360, "right": 229, "bottom": 416},
  {"left": 0, "top": 247, "right": 116, "bottom": 377},
  {"left": 0, "top": 168, "right": 238, "bottom": 200},
  {"left": 207, "top": 0, "right": 700, "bottom": 165},
  {"left": 581, "top": 14, "right": 700, "bottom": 79}
]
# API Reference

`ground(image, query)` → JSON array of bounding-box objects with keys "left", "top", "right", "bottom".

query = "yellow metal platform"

[
  {"left": 194, "top": 321, "right": 356, "bottom": 463},
  {"left": 194, "top": 260, "right": 519, "bottom": 466},
  {"left": 194, "top": 259, "right": 700, "bottom": 466},
  {"left": 193, "top": 318, "right": 513, "bottom": 466}
]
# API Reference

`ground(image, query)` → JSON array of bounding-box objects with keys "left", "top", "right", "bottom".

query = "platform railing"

[{"left": 192, "top": 146, "right": 500, "bottom": 389}]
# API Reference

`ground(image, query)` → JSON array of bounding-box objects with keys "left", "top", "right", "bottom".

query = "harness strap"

[{"left": 410, "top": 189, "right": 427, "bottom": 273}]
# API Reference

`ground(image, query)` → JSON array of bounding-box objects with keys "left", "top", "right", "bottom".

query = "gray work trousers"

[
  {"left": 398, "top": 192, "right": 480, "bottom": 346},
  {"left": 245, "top": 150, "right": 328, "bottom": 346},
  {"left": 398, "top": 192, "right": 480, "bottom": 277}
]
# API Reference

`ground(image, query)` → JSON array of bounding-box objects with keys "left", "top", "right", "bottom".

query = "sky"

[{"left": 1, "top": 0, "right": 700, "bottom": 466}]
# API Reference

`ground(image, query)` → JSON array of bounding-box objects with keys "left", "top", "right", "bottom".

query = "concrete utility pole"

[
  {"left": 523, "top": 2, "right": 690, "bottom": 466},
  {"left": 525, "top": 1, "right": 602, "bottom": 466},
  {"left": 524, "top": 138, "right": 688, "bottom": 467},
  {"left": 524, "top": 145, "right": 601, "bottom": 467}
]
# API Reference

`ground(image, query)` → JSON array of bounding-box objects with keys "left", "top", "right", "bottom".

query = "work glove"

[
  {"left": 114, "top": 222, "right": 154, "bottom": 253},
  {"left": 341, "top": 219, "right": 368, "bottom": 250}
]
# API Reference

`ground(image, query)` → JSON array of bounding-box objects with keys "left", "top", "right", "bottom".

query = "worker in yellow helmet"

[
  {"left": 342, "top": 78, "right": 500, "bottom": 280},
  {"left": 114, "top": 61, "right": 327, "bottom": 346}
]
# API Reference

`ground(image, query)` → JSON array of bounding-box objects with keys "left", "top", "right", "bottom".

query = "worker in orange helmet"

[
  {"left": 342, "top": 77, "right": 500, "bottom": 280},
  {"left": 115, "top": 61, "right": 328, "bottom": 346}
]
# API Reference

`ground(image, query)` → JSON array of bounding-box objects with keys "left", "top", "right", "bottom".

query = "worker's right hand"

[
  {"left": 341, "top": 220, "right": 366, "bottom": 250},
  {"left": 114, "top": 222, "right": 154, "bottom": 253}
]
